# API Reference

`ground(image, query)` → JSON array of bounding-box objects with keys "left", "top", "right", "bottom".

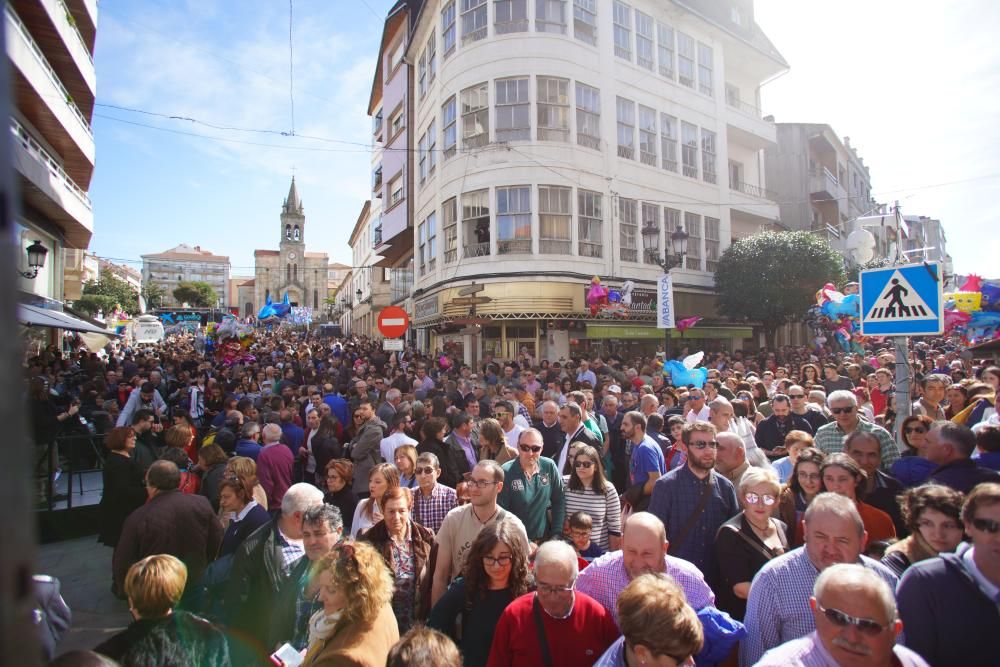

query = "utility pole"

[{"left": 891, "top": 200, "right": 912, "bottom": 442}]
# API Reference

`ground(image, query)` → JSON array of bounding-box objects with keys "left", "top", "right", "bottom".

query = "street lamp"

[
  {"left": 642, "top": 223, "right": 689, "bottom": 362},
  {"left": 19, "top": 240, "right": 48, "bottom": 279}
]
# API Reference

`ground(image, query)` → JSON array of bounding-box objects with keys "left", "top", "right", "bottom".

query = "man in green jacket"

[{"left": 498, "top": 428, "right": 566, "bottom": 542}]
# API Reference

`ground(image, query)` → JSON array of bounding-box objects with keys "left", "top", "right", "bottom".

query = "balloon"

[
  {"left": 676, "top": 316, "right": 703, "bottom": 332},
  {"left": 960, "top": 275, "right": 984, "bottom": 293},
  {"left": 258, "top": 293, "right": 292, "bottom": 320},
  {"left": 821, "top": 294, "right": 860, "bottom": 319},
  {"left": 663, "top": 352, "right": 708, "bottom": 388},
  {"left": 944, "top": 309, "right": 972, "bottom": 333},
  {"left": 951, "top": 291, "right": 982, "bottom": 314},
  {"left": 586, "top": 276, "right": 609, "bottom": 316},
  {"left": 981, "top": 284, "right": 1000, "bottom": 312}
]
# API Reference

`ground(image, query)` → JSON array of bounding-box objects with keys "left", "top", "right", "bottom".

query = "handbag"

[{"left": 669, "top": 474, "right": 715, "bottom": 553}]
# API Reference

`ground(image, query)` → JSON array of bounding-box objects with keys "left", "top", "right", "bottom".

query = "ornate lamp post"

[{"left": 642, "top": 223, "right": 689, "bottom": 361}]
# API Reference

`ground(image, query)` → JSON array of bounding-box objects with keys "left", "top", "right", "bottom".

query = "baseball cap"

[{"left": 608, "top": 384, "right": 622, "bottom": 394}]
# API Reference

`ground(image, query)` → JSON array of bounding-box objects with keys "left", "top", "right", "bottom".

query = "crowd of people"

[{"left": 26, "top": 329, "right": 1000, "bottom": 666}]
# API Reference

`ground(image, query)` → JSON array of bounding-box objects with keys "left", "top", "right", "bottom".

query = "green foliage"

[
  {"left": 73, "top": 294, "right": 117, "bottom": 317},
  {"left": 172, "top": 281, "right": 217, "bottom": 307},
  {"left": 81, "top": 275, "right": 139, "bottom": 313},
  {"left": 714, "top": 231, "right": 846, "bottom": 343},
  {"left": 141, "top": 282, "right": 167, "bottom": 310}
]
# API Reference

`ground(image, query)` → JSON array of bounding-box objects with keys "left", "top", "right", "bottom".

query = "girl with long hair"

[
  {"left": 350, "top": 463, "right": 400, "bottom": 538},
  {"left": 563, "top": 444, "right": 622, "bottom": 552}
]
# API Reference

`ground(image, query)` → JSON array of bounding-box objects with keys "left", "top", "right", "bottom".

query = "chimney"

[{"left": 844, "top": 136, "right": 851, "bottom": 147}]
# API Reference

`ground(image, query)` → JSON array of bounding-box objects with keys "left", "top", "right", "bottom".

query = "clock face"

[{"left": 288, "top": 252, "right": 296, "bottom": 260}]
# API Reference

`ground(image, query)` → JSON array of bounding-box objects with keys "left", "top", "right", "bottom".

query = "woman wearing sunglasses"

[
  {"left": 563, "top": 444, "right": 622, "bottom": 552},
  {"left": 427, "top": 518, "right": 530, "bottom": 667},
  {"left": 714, "top": 467, "right": 788, "bottom": 621},
  {"left": 890, "top": 415, "right": 936, "bottom": 487}
]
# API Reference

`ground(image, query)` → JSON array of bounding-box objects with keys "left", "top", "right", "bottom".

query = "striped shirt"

[{"left": 562, "top": 476, "right": 622, "bottom": 551}]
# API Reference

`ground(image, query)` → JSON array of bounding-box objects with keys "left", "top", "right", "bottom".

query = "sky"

[{"left": 88, "top": 0, "right": 1000, "bottom": 277}]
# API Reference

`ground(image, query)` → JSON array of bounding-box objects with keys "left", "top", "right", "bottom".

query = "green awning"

[{"left": 585, "top": 324, "right": 753, "bottom": 340}]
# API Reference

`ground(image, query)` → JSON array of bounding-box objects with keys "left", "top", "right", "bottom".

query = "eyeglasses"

[
  {"left": 689, "top": 440, "right": 718, "bottom": 450},
  {"left": 519, "top": 444, "right": 543, "bottom": 453},
  {"left": 816, "top": 603, "right": 893, "bottom": 636},
  {"left": 466, "top": 478, "right": 498, "bottom": 489},
  {"left": 789, "top": 394, "right": 806, "bottom": 399},
  {"left": 536, "top": 580, "right": 576, "bottom": 595},
  {"left": 415, "top": 466, "right": 437, "bottom": 476},
  {"left": 905, "top": 427, "right": 927, "bottom": 434},
  {"left": 574, "top": 460, "right": 595, "bottom": 469},
  {"left": 798, "top": 471, "right": 821, "bottom": 482},
  {"left": 830, "top": 406, "right": 855, "bottom": 414},
  {"left": 483, "top": 555, "right": 512, "bottom": 567},
  {"left": 971, "top": 517, "right": 1000, "bottom": 534},
  {"left": 744, "top": 492, "right": 777, "bottom": 506},
  {"left": 493, "top": 411, "right": 510, "bottom": 418}
]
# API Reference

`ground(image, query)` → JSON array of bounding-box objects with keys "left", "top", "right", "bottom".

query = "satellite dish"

[{"left": 846, "top": 229, "right": 876, "bottom": 264}]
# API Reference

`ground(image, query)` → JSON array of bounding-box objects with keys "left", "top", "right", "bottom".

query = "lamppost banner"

[{"left": 657, "top": 274, "right": 675, "bottom": 329}]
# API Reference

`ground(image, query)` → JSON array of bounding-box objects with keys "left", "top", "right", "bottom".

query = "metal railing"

[
  {"left": 725, "top": 89, "right": 766, "bottom": 119},
  {"left": 55, "top": 0, "right": 93, "bottom": 64},
  {"left": 617, "top": 145, "right": 634, "bottom": 160},
  {"left": 495, "top": 19, "right": 528, "bottom": 34},
  {"left": 640, "top": 151, "right": 657, "bottom": 166},
  {"left": 577, "top": 133, "right": 601, "bottom": 150},
  {"left": 620, "top": 247, "right": 638, "bottom": 262},
  {"left": 11, "top": 117, "right": 93, "bottom": 209},
  {"left": 6, "top": 5, "right": 92, "bottom": 136},
  {"left": 539, "top": 239, "right": 571, "bottom": 254},
  {"left": 463, "top": 242, "right": 491, "bottom": 258},
  {"left": 731, "top": 181, "right": 776, "bottom": 200},
  {"left": 579, "top": 241, "right": 602, "bottom": 258},
  {"left": 498, "top": 239, "right": 531, "bottom": 255}
]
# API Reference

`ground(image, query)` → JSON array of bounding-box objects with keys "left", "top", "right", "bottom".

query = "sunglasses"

[
  {"left": 831, "top": 406, "right": 855, "bottom": 414},
  {"left": 905, "top": 427, "right": 927, "bottom": 434},
  {"left": 519, "top": 444, "right": 543, "bottom": 453},
  {"left": 816, "top": 604, "right": 892, "bottom": 636},
  {"left": 574, "top": 460, "right": 595, "bottom": 469},
  {"left": 788, "top": 394, "right": 806, "bottom": 399},
  {"left": 689, "top": 440, "right": 718, "bottom": 450},
  {"left": 744, "top": 492, "right": 776, "bottom": 506},
  {"left": 971, "top": 517, "right": 1000, "bottom": 534},
  {"left": 415, "top": 466, "right": 437, "bottom": 475}
]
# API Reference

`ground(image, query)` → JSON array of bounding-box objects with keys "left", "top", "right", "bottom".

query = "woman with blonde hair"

[
  {"left": 225, "top": 455, "right": 267, "bottom": 510},
  {"left": 394, "top": 443, "right": 419, "bottom": 489},
  {"left": 351, "top": 462, "right": 400, "bottom": 538},
  {"left": 302, "top": 541, "right": 399, "bottom": 667},
  {"left": 477, "top": 418, "right": 517, "bottom": 465}
]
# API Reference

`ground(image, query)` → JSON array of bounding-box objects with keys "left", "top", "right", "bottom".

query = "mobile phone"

[{"left": 270, "top": 643, "right": 304, "bottom": 666}]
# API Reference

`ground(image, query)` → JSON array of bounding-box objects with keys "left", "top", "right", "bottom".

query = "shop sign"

[
  {"left": 581, "top": 283, "right": 656, "bottom": 318},
  {"left": 415, "top": 295, "right": 439, "bottom": 321}
]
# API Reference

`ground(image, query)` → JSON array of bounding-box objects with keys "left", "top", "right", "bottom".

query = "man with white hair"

[
  {"left": 707, "top": 397, "right": 734, "bottom": 434},
  {"left": 489, "top": 540, "right": 618, "bottom": 666},
  {"left": 757, "top": 564, "right": 927, "bottom": 666},
  {"left": 814, "top": 390, "right": 899, "bottom": 470},
  {"left": 715, "top": 431, "right": 749, "bottom": 486},
  {"left": 376, "top": 387, "right": 402, "bottom": 424},
  {"left": 225, "top": 482, "right": 324, "bottom": 662},
  {"left": 257, "top": 422, "right": 295, "bottom": 508}
]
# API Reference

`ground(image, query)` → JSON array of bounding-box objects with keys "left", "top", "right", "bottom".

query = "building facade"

[
  {"left": 401, "top": 0, "right": 784, "bottom": 361},
  {"left": 98, "top": 257, "right": 142, "bottom": 292},
  {"left": 9, "top": 0, "right": 97, "bottom": 305},
  {"left": 251, "top": 177, "right": 330, "bottom": 315},
  {"left": 348, "top": 200, "right": 392, "bottom": 337},
  {"left": 903, "top": 215, "right": 951, "bottom": 274},
  {"left": 141, "top": 244, "right": 231, "bottom": 308}
]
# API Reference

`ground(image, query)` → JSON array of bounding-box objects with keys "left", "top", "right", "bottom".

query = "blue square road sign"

[{"left": 859, "top": 262, "right": 943, "bottom": 336}]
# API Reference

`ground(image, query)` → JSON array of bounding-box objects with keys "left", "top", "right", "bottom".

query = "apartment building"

[
  {"left": 141, "top": 244, "right": 231, "bottom": 308},
  {"left": 348, "top": 201, "right": 391, "bottom": 337}
]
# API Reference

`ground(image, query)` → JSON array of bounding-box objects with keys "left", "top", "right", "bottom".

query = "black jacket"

[
  {"left": 95, "top": 609, "right": 230, "bottom": 667},
  {"left": 559, "top": 426, "right": 603, "bottom": 474},
  {"left": 418, "top": 437, "right": 460, "bottom": 488},
  {"left": 98, "top": 453, "right": 147, "bottom": 547},
  {"left": 444, "top": 432, "right": 479, "bottom": 478},
  {"left": 753, "top": 413, "right": 813, "bottom": 452},
  {"left": 199, "top": 462, "right": 227, "bottom": 513},
  {"left": 534, "top": 419, "right": 564, "bottom": 460},
  {"left": 268, "top": 556, "right": 314, "bottom": 651}
]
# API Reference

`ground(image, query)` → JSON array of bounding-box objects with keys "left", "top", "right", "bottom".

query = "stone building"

[{"left": 251, "top": 177, "right": 330, "bottom": 315}]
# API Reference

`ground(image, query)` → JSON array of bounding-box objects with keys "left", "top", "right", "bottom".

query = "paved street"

[{"left": 38, "top": 535, "right": 131, "bottom": 655}]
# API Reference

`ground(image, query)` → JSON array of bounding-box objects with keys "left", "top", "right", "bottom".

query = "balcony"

[
  {"left": 724, "top": 86, "right": 776, "bottom": 150},
  {"left": 810, "top": 166, "right": 846, "bottom": 202},
  {"left": 372, "top": 224, "right": 382, "bottom": 248},
  {"left": 620, "top": 247, "right": 638, "bottom": 262},
  {"left": 11, "top": 117, "right": 93, "bottom": 247},
  {"left": 577, "top": 133, "right": 601, "bottom": 151},
  {"left": 372, "top": 167, "right": 382, "bottom": 195},
  {"left": 617, "top": 145, "right": 634, "bottom": 160},
  {"left": 579, "top": 241, "right": 602, "bottom": 258},
  {"left": 463, "top": 242, "right": 490, "bottom": 258},
  {"left": 539, "top": 239, "right": 571, "bottom": 254},
  {"left": 731, "top": 181, "right": 776, "bottom": 200},
  {"left": 498, "top": 239, "right": 531, "bottom": 255}
]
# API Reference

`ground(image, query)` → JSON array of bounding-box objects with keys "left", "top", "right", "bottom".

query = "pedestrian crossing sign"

[{"left": 860, "top": 262, "right": 943, "bottom": 336}]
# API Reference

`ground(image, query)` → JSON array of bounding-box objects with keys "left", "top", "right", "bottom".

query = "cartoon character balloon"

[
  {"left": 586, "top": 276, "right": 609, "bottom": 316},
  {"left": 663, "top": 351, "right": 709, "bottom": 389}
]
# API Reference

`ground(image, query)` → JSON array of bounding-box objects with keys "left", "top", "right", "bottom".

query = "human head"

[
  {"left": 558, "top": 402, "right": 584, "bottom": 435},
  {"left": 462, "top": 516, "right": 531, "bottom": 599},
  {"left": 393, "top": 443, "right": 417, "bottom": 476},
  {"left": 827, "top": 390, "right": 859, "bottom": 429},
  {"left": 899, "top": 484, "right": 964, "bottom": 555},
  {"left": 707, "top": 397, "right": 734, "bottom": 432},
  {"left": 900, "top": 415, "right": 932, "bottom": 451},
  {"left": 803, "top": 492, "right": 867, "bottom": 571},
  {"left": 540, "top": 400, "right": 559, "bottom": 425},
  {"left": 533, "top": 540, "right": 579, "bottom": 618},
  {"left": 821, "top": 452, "right": 866, "bottom": 501},
  {"left": 686, "top": 387, "right": 706, "bottom": 412},
  {"left": 301, "top": 504, "right": 344, "bottom": 562},
  {"left": 382, "top": 487, "right": 414, "bottom": 536},
  {"left": 421, "top": 416, "right": 447, "bottom": 442},
  {"left": 982, "top": 366, "right": 1000, "bottom": 391},
  {"left": 680, "top": 421, "right": 719, "bottom": 472},
  {"left": 617, "top": 574, "right": 704, "bottom": 667},
  {"left": 622, "top": 512, "right": 668, "bottom": 580},
  {"left": 324, "top": 458, "right": 354, "bottom": 494},
  {"left": 313, "top": 541, "right": 393, "bottom": 628},
  {"left": 164, "top": 423, "right": 194, "bottom": 450},
  {"left": 516, "top": 428, "right": 544, "bottom": 467},
  {"left": 477, "top": 418, "right": 505, "bottom": 452},
  {"left": 962, "top": 482, "right": 1000, "bottom": 556},
  {"left": 280, "top": 482, "right": 325, "bottom": 518},
  {"left": 145, "top": 460, "right": 180, "bottom": 494},
  {"left": 105, "top": 426, "right": 135, "bottom": 453},
  {"left": 493, "top": 400, "right": 515, "bottom": 429},
  {"left": 124, "top": 554, "right": 187, "bottom": 619},
  {"left": 621, "top": 410, "right": 647, "bottom": 444},
  {"left": 387, "top": 627, "right": 461, "bottom": 667},
  {"left": 784, "top": 430, "right": 814, "bottom": 464},
  {"left": 714, "top": 431, "right": 746, "bottom": 476},
  {"left": 811, "top": 564, "right": 901, "bottom": 666},
  {"left": 131, "top": 408, "right": 154, "bottom": 433},
  {"left": 791, "top": 447, "right": 826, "bottom": 497},
  {"left": 921, "top": 374, "right": 949, "bottom": 405},
  {"left": 771, "top": 394, "right": 792, "bottom": 418},
  {"left": 261, "top": 423, "right": 282, "bottom": 445},
  {"left": 738, "top": 467, "right": 781, "bottom": 522},
  {"left": 845, "top": 431, "right": 883, "bottom": 479},
  {"left": 368, "top": 462, "right": 401, "bottom": 503}
]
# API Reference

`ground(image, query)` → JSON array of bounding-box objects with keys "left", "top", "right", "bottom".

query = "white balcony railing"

[
  {"left": 11, "top": 117, "right": 92, "bottom": 210},
  {"left": 54, "top": 0, "right": 93, "bottom": 64}
]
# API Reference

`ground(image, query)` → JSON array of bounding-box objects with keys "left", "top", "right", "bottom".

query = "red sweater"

[
  {"left": 257, "top": 443, "right": 294, "bottom": 508},
  {"left": 487, "top": 591, "right": 618, "bottom": 667}
]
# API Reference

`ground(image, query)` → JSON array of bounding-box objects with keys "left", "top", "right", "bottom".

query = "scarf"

[{"left": 306, "top": 608, "right": 341, "bottom": 649}]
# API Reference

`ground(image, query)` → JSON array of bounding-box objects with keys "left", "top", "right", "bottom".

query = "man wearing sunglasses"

[
  {"left": 757, "top": 564, "right": 926, "bottom": 667},
  {"left": 814, "top": 391, "right": 899, "bottom": 471},
  {"left": 497, "top": 429, "right": 566, "bottom": 543},
  {"left": 897, "top": 483, "right": 1000, "bottom": 666},
  {"left": 787, "top": 384, "right": 829, "bottom": 433}
]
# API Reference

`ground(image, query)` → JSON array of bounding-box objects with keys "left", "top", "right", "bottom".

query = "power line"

[
  {"left": 358, "top": 0, "right": 383, "bottom": 20},
  {"left": 288, "top": 0, "right": 296, "bottom": 135}
]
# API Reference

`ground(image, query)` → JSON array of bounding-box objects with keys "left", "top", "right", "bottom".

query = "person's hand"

[
  {"left": 151, "top": 422, "right": 163, "bottom": 433},
  {"left": 67, "top": 404, "right": 79, "bottom": 416}
]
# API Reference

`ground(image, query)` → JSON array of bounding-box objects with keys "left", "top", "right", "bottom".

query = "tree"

[
  {"left": 141, "top": 282, "right": 166, "bottom": 310},
  {"left": 714, "top": 231, "right": 846, "bottom": 347},
  {"left": 172, "top": 281, "right": 217, "bottom": 307},
  {"left": 80, "top": 275, "right": 139, "bottom": 314},
  {"left": 73, "top": 294, "right": 117, "bottom": 317}
]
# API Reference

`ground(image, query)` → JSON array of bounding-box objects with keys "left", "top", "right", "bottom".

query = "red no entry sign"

[{"left": 377, "top": 306, "right": 409, "bottom": 338}]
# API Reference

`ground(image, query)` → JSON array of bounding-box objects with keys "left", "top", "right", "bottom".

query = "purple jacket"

[{"left": 257, "top": 443, "right": 294, "bottom": 508}]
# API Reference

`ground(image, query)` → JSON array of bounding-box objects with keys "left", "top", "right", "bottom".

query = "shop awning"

[
  {"left": 19, "top": 303, "right": 115, "bottom": 335},
  {"left": 586, "top": 324, "right": 754, "bottom": 340}
]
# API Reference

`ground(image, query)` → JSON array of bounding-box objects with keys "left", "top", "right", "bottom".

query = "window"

[
  {"left": 539, "top": 186, "right": 571, "bottom": 254},
  {"left": 664, "top": 207, "right": 680, "bottom": 236},
  {"left": 497, "top": 186, "right": 531, "bottom": 254},
  {"left": 373, "top": 109, "right": 383, "bottom": 137},
  {"left": 461, "top": 0, "right": 487, "bottom": 44},
  {"left": 427, "top": 119, "right": 437, "bottom": 173},
  {"left": 462, "top": 189, "right": 491, "bottom": 257},
  {"left": 418, "top": 51, "right": 427, "bottom": 99},
  {"left": 418, "top": 132, "right": 428, "bottom": 183},
  {"left": 461, "top": 83, "right": 489, "bottom": 147},
  {"left": 443, "top": 197, "right": 458, "bottom": 263},
  {"left": 639, "top": 105, "right": 657, "bottom": 166},
  {"left": 495, "top": 0, "right": 528, "bottom": 34},
  {"left": 725, "top": 83, "right": 740, "bottom": 109},
  {"left": 576, "top": 82, "right": 600, "bottom": 150},
  {"left": 616, "top": 97, "right": 635, "bottom": 160},
  {"left": 427, "top": 213, "right": 437, "bottom": 272},
  {"left": 372, "top": 165, "right": 383, "bottom": 194},
  {"left": 389, "top": 40, "right": 405, "bottom": 73},
  {"left": 495, "top": 77, "right": 530, "bottom": 142},
  {"left": 729, "top": 160, "right": 744, "bottom": 191},
  {"left": 682, "top": 121, "right": 699, "bottom": 178},
  {"left": 443, "top": 96, "right": 457, "bottom": 157},
  {"left": 536, "top": 0, "right": 567, "bottom": 34},
  {"left": 657, "top": 22, "right": 674, "bottom": 79},
  {"left": 573, "top": 0, "right": 597, "bottom": 45},
  {"left": 388, "top": 173, "right": 404, "bottom": 207},
  {"left": 701, "top": 128, "right": 716, "bottom": 184},
  {"left": 618, "top": 197, "right": 638, "bottom": 262},
  {"left": 537, "top": 76, "right": 569, "bottom": 141},
  {"left": 427, "top": 29, "right": 437, "bottom": 82},
  {"left": 660, "top": 113, "right": 678, "bottom": 172},
  {"left": 442, "top": 2, "right": 456, "bottom": 56},
  {"left": 705, "top": 216, "right": 720, "bottom": 272},
  {"left": 697, "top": 42, "right": 714, "bottom": 96},
  {"left": 418, "top": 218, "right": 428, "bottom": 274},
  {"left": 613, "top": 1, "right": 632, "bottom": 60},
  {"left": 578, "top": 189, "right": 603, "bottom": 257},
  {"left": 641, "top": 203, "right": 660, "bottom": 264},
  {"left": 635, "top": 11, "right": 654, "bottom": 70},
  {"left": 685, "top": 212, "right": 701, "bottom": 270},
  {"left": 677, "top": 32, "right": 695, "bottom": 88},
  {"left": 389, "top": 106, "right": 404, "bottom": 138}
]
